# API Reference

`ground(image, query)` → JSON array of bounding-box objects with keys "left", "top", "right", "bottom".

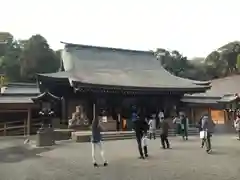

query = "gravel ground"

[{"left": 0, "top": 135, "right": 240, "bottom": 180}]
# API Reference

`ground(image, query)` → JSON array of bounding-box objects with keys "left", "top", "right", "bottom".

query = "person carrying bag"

[
  {"left": 201, "top": 115, "right": 215, "bottom": 153},
  {"left": 234, "top": 114, "right": 240, "bottom": 140}
]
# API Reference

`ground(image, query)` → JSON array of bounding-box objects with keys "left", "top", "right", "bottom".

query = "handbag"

[
  {"left": 142, "top": 136, "right": 148, "bottom": 146},
  {"left": 200, "top": 130, "right": 207, "bottom": 139}
]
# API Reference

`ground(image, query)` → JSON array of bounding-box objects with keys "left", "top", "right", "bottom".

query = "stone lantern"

[{"left": 32, "top": 91, "right": 61, "bottom": 147}]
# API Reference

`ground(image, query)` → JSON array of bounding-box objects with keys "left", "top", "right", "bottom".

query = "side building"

[
  {"left": 37, "top": 42, "right": 210, "bottom": 131},
  {"left": 181, "top": 75, "right": 240, "bottom": 133},
  {"left": 0, "top": 83, "right": 41, "bottom": 135}
]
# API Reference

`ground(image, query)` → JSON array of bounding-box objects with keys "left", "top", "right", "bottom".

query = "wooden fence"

[{"left": 0, "top": 118, "right": 42, "bottom": 136}]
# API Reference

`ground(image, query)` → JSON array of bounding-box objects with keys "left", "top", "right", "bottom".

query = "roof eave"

[{"left": 72, "top": 81, "right": 210, "bottom": 93}]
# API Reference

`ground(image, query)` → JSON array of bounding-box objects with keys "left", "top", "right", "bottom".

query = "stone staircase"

[
  {"left": 71, "top": 128, "right": 199, "bottom": 142},
  {"left": 102, "top": 128, "right": 199, "bottom": 141}
]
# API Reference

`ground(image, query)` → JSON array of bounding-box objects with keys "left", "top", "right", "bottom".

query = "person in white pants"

[{"left": 91, "top": 118, "right": 108, "bottom": 167}]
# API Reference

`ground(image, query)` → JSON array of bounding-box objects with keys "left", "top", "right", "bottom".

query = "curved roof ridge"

[
  {"left": 61, "top": 41, "right": 153, "bottom": 55},
  {"left": 39, "top": 43, "right": 210, "bottom": 92}
]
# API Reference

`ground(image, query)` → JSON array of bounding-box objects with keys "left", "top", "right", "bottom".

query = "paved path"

[{"left": 0, "top": 135, "right": 240, "bottom": 180}]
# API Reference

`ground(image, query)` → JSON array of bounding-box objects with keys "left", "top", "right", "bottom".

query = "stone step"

[
  {"left": 102, "top": 130, "right": 199, "bottom": 141},
  {"left": 72, "top": 128, "right": 199, "bottom": 142}
]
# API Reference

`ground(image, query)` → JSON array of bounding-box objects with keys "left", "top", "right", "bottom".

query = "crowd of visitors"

[{"left": 90, "top": 107, "right": 240, "bottom": 167}]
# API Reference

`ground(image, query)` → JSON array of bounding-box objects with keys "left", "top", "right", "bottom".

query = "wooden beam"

[{"left": 0, "top": 109, "right": 28, "bottom": 113}]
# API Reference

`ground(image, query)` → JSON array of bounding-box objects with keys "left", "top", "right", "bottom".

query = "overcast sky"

[{"left": 1, "top": 0, "right": 240, "bottom": 58}]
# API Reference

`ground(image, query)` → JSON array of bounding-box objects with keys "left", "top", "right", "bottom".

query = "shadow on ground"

[
  {"left": 0, "top": 145, "right": 53, "bottom": 163},
  {"left": 208, "top": 151, "right": 227, "bottom": 155}
]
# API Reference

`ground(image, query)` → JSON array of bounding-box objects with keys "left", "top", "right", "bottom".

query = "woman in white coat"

[{"left": 148, "top": 114, "right": 156, "bottom": 140}]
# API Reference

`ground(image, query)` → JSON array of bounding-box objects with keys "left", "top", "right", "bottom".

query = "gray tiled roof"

[
  {"left": 39, "top": 43, "right": 209, "bottom": 92},
  {"left": 189, "top": 75, "right": 240, "bottom": 97},
  {"left": 218, "top": 94, "right": 238, "bottom": 103},
  {"left": 0, "top": 96, "right": 34, "bottom": 104},
  {"left": 184, "top": 75, "right": 240, "bottom": 104},
  {"left": 2, "top": 87, "right": 40, "bottom": 95},
  {"left": 1, "top": 83, "right": 40, "bottom": 95},
  {"left": 0, "top": 83, "right": 39, "bottom": 104},
  {"left": 183, "top": 91, "right": 239, "bottom": 105},
  {"left": 181, "top": 96, "right": 220, "bottom": 104}
]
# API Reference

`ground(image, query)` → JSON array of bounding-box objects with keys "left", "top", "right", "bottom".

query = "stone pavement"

[{"left": 0, "top": 135, "right": 240, "bottom": 180}]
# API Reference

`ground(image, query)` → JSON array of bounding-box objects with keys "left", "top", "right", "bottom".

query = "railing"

[{"left": 0, "top": 118, "right": 42, "bottom": 136}]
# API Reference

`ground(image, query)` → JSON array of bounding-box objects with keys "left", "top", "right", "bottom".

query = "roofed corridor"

[{"left": 0, "top": 135, "right": 239, "bottom": 180}]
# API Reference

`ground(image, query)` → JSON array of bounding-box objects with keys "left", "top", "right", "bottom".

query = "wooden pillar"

[
  {"left": 24, "top": 119, "right": 26, "bottom": 136},
  {"left": 117, "top": 113, "right": 121, "bottom": 131},
  {"left": 190, "top": 108, "right": 194, "bottom": 125},
  {"left": 27, "top": 107, "right": 31, "bottom": 136},
  {"left": 208, "top": 108, "right": 211, "bottom": 116},
  {"left": 223, "top": 110, "right": 226, "bottom": 122},
  {"left": 61, "top": 97, "right": 66, "bottom": 124},
  {"left": 3, "top": 123, "right": 7, "bottom": 136},
  {"left": 93, "top": 103, "right": 96, "bottom": 121}
]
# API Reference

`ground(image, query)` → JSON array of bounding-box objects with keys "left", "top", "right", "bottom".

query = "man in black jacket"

[
  {"left": 160, "top": 119, "right": 170, "bottom": 149},
  {"left": 197, "top": 116, "right": 205, "bottom": 148},
  {"left": 133, "top": 108, "right": 149, "bottom": 159},
  {"left": 201, "top": 115, "right": 215, "bottom": 153}
]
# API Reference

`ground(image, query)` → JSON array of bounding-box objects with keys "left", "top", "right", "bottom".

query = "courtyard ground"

[{"left": 0, "top": 135, "right": 240, "bottom": 180}]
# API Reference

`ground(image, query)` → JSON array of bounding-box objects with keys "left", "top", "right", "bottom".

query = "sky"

[{"left": 1, "top": 0, "right": 240, "bottom": 58}]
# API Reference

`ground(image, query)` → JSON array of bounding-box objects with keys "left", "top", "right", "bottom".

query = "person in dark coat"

[
  {"left": 160, "top": 119, "right": 170, "bottom": 149},
  {"left": 132, "top": 107, "right": 148, "bottom": 159},
  {"left": 179, "top": 112, "right": 188, "bottom": 140},
  {"left": 197, "top": 116, "right": 205, "bottom": 148},
  {"left": 201, "top": 115, "right": 215, "bottom": 153}
]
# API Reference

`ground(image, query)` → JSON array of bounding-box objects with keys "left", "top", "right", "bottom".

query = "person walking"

[
  {"left": 142, "top": 118, "right": 149, "bottom": 157},
  {"left": 148, "top": 114, "right": 157, "bottom": 140},
  {"left": 131, "top": 107, "right": 148, "bottom": 159},
  {"left": 234, "top": 114, "right": 240, "bottom": 140},
  {"left": 179, "top": 112, "right": 189, "bottom": 140},
  {"left": 173, "top": 116, "right": 181, "bottom": 136},
  {"left": 91, "top": 116, "right": 108, "bottom": 167},
  {"left": 158, "top": 110, "right": 164, "bottom": 124},
  {"left": 201, "top": 115, "right": 215, "bottom": 153},
  {"left": 160, "top": 119, "right": 170, "bottom": 149},
  {"left": 198, "top": 116, "right": 205, "bottom": 148}
]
